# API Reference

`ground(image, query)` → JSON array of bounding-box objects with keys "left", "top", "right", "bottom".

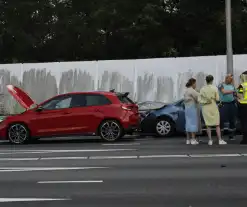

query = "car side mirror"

[{"left": 35, "top": 106, "right": 43, "bottom": 112}]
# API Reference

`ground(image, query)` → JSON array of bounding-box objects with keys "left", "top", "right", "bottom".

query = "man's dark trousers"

[
  {"left": 220, "top": 101, "right": 238, "bottom": 138},
  {"left": 238, "top": 103, "right": 247, "bottom": 144}
]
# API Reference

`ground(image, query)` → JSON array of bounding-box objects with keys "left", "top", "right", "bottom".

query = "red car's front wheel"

[{"left": 7, "top": 123, "right": 30, "bottom": 144}]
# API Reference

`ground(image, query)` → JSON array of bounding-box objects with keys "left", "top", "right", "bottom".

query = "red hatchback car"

[{"left": 0, "top": 85, "right": 139, "bottom": 144}]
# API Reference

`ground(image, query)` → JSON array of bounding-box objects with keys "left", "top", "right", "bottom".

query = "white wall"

[{"left": 0, "top": 54, "right": 246, "bottom": 114}]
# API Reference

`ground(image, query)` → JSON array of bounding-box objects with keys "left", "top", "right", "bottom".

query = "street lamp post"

[{"left": 225, "top": 0, "right": 234, "bottom": 74}]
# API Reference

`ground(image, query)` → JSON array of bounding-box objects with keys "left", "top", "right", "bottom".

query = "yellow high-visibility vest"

[{"left": 238, "top": 82, "right": 247, "bottom": 104}]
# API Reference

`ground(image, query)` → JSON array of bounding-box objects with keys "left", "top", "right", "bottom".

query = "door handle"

[{"left": 94, "top": 109, "right": 102, "bottom": 112}]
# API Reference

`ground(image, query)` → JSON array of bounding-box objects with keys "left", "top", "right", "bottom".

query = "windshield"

[{"left": 173, "top": 99, "right": 184, "bottom": 106}]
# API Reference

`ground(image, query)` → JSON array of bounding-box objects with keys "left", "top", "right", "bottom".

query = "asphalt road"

[{"left": 0, "top": 136, "right": 246, "bottom": 206}]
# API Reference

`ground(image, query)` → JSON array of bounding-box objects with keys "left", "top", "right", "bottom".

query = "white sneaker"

[
  {"left": 208, "top": 140, "right": 213, "bottom": 146},
  {"left": 186, "top": 140, "right": 190, "bottom": 145},
  {"left": 219, "top": 139, "right": 227, "bottom": 145},
  {"left": 190, "top": 139, "right": 199, "bottom": 145}
]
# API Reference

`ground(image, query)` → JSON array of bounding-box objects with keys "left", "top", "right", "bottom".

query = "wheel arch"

[
  {"left": 156, "top": 114, "right": 176, "bottom": 125},
  {"left": 7, "top": 121, "right": 30, "bottom": 129}
]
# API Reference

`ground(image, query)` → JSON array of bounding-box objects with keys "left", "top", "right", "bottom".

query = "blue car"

[{"left": 138, "top": 100, "right": 240, "bottom": 137}]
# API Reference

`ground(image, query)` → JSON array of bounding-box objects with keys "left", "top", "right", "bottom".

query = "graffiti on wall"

[{"left": 0, "top": 54, "right": 246, "bottom": 114}]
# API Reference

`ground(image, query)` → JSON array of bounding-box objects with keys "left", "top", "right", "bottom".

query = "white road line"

[
  {"left": 0, "top": 198, "right": 70, "bottom": 202},
  {"left": 0, "top": 154, "right": 245, "bottom": 162},
  {"left": 38, "top": 180, "right": 103, "bottom": 184},
  {"left": 189, "top": 154, "right": 242, "bottom": 158},
  {"left": 42, "top": 157, "right": 88, "bottom": 160},
  {"left": 0, "top": 167, "right": 108, "bottom": 172},
  {"left": 39, "top": 149, "right": 136, "bottom": 153},
  {"left": 102, "top": 143, "right": 140, "bottom": 146},
  {"left": 0, "top": 158, "right": 39, "bottom": 161},
  {"left": 139, "top": 155, "right": 188, "bottom": 158},
  {"left": 0, "top": 149, "right": 137, "bottom": 155},
  {"left": 89, "top": 156, "right": 138, "bottom": 159}
]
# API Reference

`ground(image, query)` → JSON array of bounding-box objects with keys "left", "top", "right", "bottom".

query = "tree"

[{"left": 0, "top": 0, "right": 247, "bottom": 63}]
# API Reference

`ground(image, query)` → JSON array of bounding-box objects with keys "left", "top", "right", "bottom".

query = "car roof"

[
  {"left": 51, "top": 91, "right": 131, "bottom": 100},
  {"left": 54, "top": 91, "right": 116, "bottom": 97}
]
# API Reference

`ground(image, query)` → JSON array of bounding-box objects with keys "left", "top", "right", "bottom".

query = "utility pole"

[{"left": 225, "top": 0, "right": 234, "bottom": 74}]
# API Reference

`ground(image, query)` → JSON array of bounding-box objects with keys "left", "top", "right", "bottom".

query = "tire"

[
  {"left": 7, "top": 123, "right": 30, "bottom": 144},
  {"left": 155, "top": 118, "right": 175, "bottom": 137},
  {"left": 98, "top": 120, "right": 124, "bottom": 142}
]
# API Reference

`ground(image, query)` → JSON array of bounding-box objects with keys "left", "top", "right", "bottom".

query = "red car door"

[
  {"left": 83, "top": 94, "right": 113, "bottom": 132},
  {"left": 29, "top": 95, "right": 75, "bottom": 137},
  {"left": 68, "top": 94, "right": 110, "bottom": 134},
  {"left": 5, "top": 85, "right": 79, "bottom": 137}
]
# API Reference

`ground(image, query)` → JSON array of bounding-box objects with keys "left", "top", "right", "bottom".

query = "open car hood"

[{"left": 6, "top": 85, "right": 36, "bottom": 109}]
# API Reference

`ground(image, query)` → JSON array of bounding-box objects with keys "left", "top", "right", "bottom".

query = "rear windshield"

[{"left": 117, "top": 95, "right": 134, "bottom": 104}]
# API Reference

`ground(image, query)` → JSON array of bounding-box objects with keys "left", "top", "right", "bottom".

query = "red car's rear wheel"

[{"left": 99, "top": 120, "right": 123, "bottom": 142}]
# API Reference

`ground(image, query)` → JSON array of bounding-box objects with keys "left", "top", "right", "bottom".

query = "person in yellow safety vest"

[{"left": 236, "top": 71, "right": 247, "bottom": 144}]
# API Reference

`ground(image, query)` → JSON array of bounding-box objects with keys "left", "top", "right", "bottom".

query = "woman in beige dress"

[{"left": 199, "top": 75, "right": 227, "bottom": 145}]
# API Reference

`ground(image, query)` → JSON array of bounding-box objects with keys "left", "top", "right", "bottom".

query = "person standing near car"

[
  {"left": 218, "top": 74, "right": 238, "bottom": 140},
  {"left": 184, "top": 78, "right": 201, "bottom": 145},
  {"left": 199, "top": 75, "right": 227, "bottom": 145},
  {"left": 236, "top": 71, "right": 247, "bottom": 144}
]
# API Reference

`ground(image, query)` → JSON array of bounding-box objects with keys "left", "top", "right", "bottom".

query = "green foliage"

[{"left": 0, "top": 0, "right": 247, "bottom": 63}]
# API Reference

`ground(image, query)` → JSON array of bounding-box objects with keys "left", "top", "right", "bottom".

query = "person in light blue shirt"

[{"left": 218, "top": 74, "right": 238, "bottom": 140}]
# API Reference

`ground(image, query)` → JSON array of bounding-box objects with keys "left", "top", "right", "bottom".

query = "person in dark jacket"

[{"left": 236, "top": 71, "right": 247, "bottom": 144}]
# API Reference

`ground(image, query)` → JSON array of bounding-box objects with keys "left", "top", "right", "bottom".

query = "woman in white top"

[{"left": 184, "top": 78, "right": 201, "bottom": 145}]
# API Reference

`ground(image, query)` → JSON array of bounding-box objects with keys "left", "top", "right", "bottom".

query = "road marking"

[
  {"left": 102, "top": 143, "right": 140, "bottom": 146},
  {"left": 0, "top": 154, "right": 245, "bottom": 162},
  {"left": 90, "top": 156, "right": 138, "bottom": 159},
  {"left": 0, "top": 167, "right": 108, "bottom": 172},
  {"left": 0, "top": 158, "right": 39, "bottom": 161},
  {"left": 38, "top": 180, "right": 103, "bottom": 184},
  {"left": 189, "top": 153, "right": 242, "bottom": 158},
  {"left": 42, "top": 156, "right": 88, "bottom": 160},
  {"left": 0, "top": 149, "right": 136, "bottom": 155},
  {"left": 139, "top": 155, "right": 188, "bottom": 158},
  {"left": 0, "top": 198, "right": 70, "bottom": 202}
]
